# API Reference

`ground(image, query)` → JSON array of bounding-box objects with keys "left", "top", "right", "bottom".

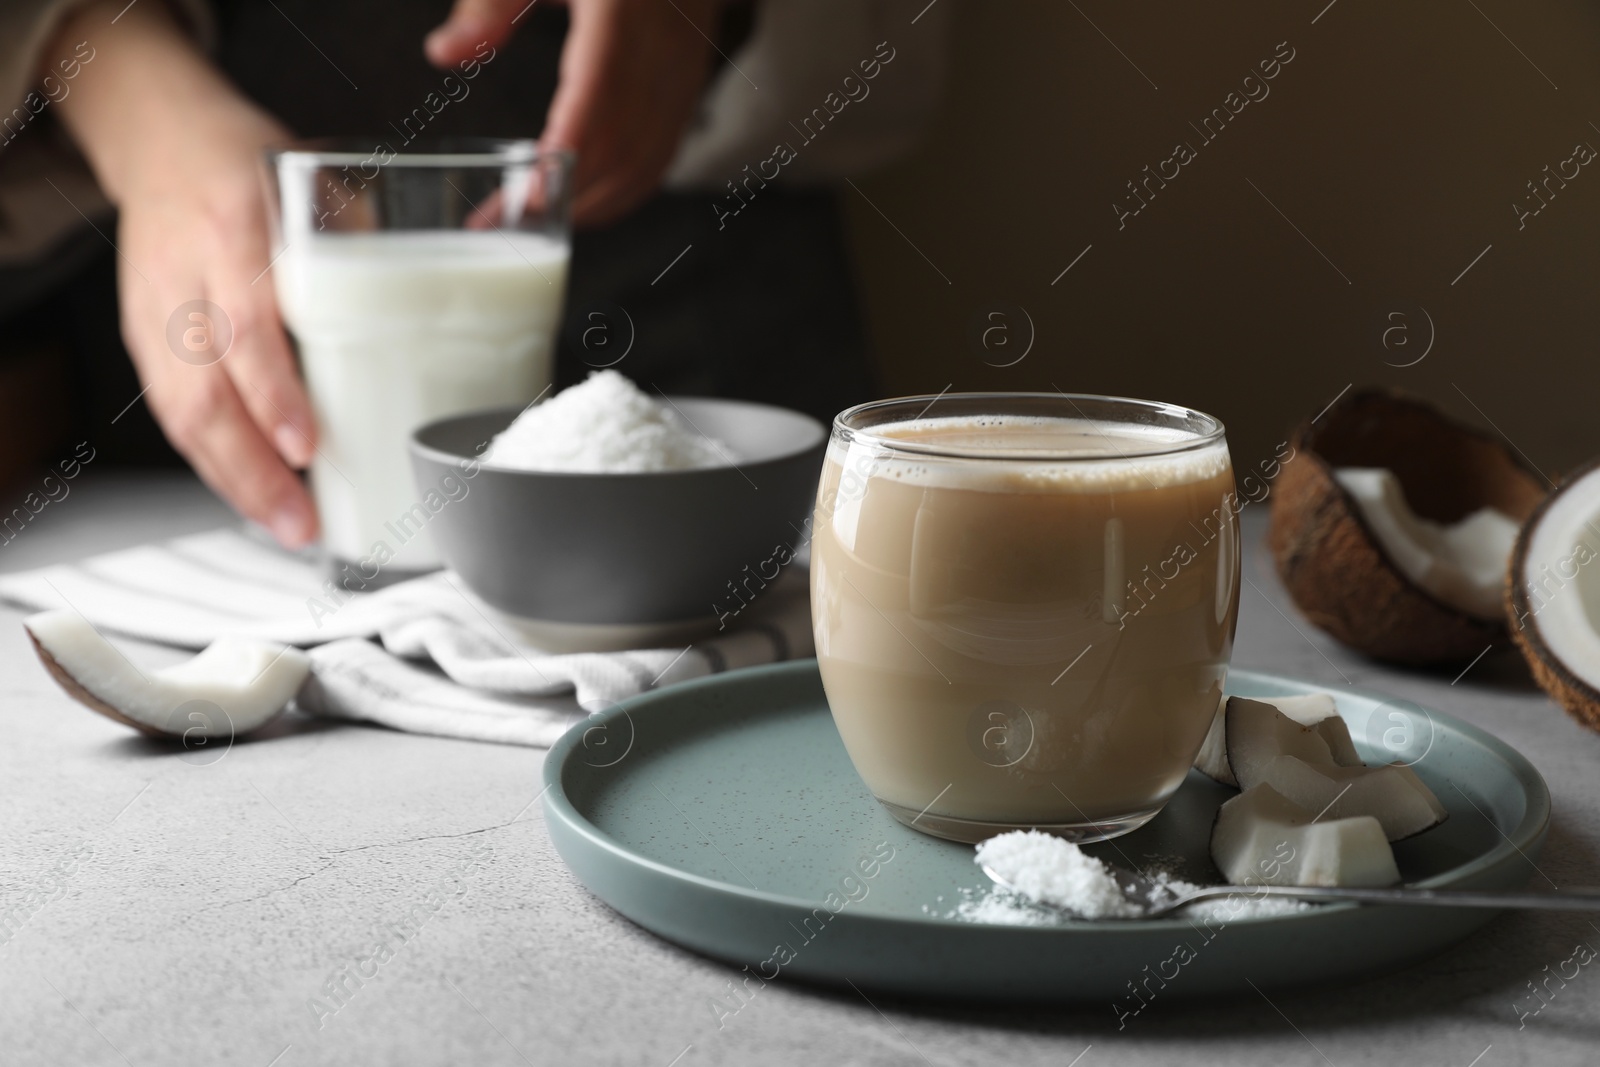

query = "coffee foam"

[{"left": 828, "top": 415, "right": 1231, "bottom": 493}]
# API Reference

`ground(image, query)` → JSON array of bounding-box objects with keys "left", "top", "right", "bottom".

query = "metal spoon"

[{"left": 981, "top": 863, "right": 1600, "bottom": 920}]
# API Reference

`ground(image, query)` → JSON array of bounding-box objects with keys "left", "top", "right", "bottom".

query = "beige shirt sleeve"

[
  {"left": 0, "top": 0, "right": 213, "bottom": 269},
  {"left": 664, "top": 0, "right": 953, "bottom": 190}
]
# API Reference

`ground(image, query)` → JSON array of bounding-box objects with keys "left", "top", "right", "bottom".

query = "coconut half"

[
  {"left": 24, "top": 610, "right": 309, "bottom": 739},
  {"left": 1211, "top": 783, "right": 1400, "bottom": 887},
  {"left": 1508, "top": 457, "right": 1600, "bottom": 732},
  {"left": 1194, "top": 692, "right": 1359, "bottom": 786},
  {"left": 1268, "top": 389, "right": 1547, "bottom": 664},
  {"left": 1333, "top": 468, "right": 1520, "bottom": 621}
]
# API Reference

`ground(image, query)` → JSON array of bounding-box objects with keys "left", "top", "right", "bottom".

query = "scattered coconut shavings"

[
  {"left": 952, "top": 831, "right": 1309, "bottom": 925},
  {"left": 481, "top": 370, "right": 734, "bottom": 472},
  {"left": 952, "top": 885, "right": 1060, "bottom": 926},
  {"left": 1145, "top": 869, "right": 1308, "bottom": 921}
]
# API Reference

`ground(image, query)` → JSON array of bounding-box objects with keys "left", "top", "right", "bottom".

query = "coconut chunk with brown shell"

[
  {"left": 1509, "top": 456, "right": 1600, "bottom": 733},
  {"left": 24, "top": 610, "right": 308, "bottom": 738},
  {"left": 1268, "top": 388, "right": 1546, "bottom": 665}
]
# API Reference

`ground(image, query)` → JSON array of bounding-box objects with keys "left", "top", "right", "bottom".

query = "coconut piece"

[
  {"left": 1278, "top": 694, "right": 1363, "bottom": 767},
  {"left": 1245, "top": 756, "right": 1447, "bottom": 841},
  {"left": 1212, "top": 783, "right": 1400, "bottom": 887},
  {"left": 1221, "top": 697, "right": 1336, "bottom": 787},
  {"left": 1195, "top": 691, "right": 1357, "bottom": 785},
  {"left": 1334, "top": 468, "right": 1519, "bottom": 621},
  {"left": 1508, "top": 456, "right": 1600, "bottom": 732},
  {"left": 24, "top": 610, "right": 309, "bottom": 738},
  {"left": 1268, "top": 388, "right": 1546, "bottom": 664},
  {"left": 1224, "top": 697, "right": 1447, "bottom": 839},
  {"left": 1194, "top": 693, "right": 1234, "bottom": 784}
]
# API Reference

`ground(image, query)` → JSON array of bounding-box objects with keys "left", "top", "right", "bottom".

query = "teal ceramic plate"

[{"left": 542, "top": 662, "right": 1549, "bottom": 1002}]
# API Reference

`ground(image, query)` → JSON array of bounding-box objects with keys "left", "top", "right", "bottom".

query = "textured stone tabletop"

[{"left": 2, "top": 472, "right": 1597, "bottom": 1067}]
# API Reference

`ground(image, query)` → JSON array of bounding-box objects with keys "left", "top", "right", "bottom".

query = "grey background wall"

[{"left": 841, "top": 0, "right": 1599, "bottom": 476}]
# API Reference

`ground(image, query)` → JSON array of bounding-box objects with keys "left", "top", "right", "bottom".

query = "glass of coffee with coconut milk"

[
  {"left": 811, "top": 393, "right": 1240, "bottom": 843},
  {"left": 267, "top": 138, "right": 573, "bottom": 582}
]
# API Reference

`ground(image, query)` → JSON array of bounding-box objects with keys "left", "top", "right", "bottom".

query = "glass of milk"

[{"left": 266, "top": 138, "right": 573, "bottom": 582}]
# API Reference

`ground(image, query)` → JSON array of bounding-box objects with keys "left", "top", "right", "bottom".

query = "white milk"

[{"left": 275, "top": 230, "right": 569, "bottom": 568}]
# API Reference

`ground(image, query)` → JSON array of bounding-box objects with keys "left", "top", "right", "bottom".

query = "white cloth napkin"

[{"left": 0, "top": 528, "right": 813, "bottom": 747}]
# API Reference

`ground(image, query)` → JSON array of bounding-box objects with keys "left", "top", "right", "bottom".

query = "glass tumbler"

[
  {"left": 810, "top": 392, "right": 1240, "bottom": 843},
  {"left": 265, "top": 137, "right": 573, "bottom": 581}
]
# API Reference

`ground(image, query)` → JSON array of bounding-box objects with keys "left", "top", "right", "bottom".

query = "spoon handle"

[{"left": 1186, "top": 884, "right": 1600, "bottom": 911}]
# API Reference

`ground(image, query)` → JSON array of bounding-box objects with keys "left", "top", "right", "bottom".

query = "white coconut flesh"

[
  {"left": 24, "top": 610, "right": 309, "bottom": 737},
  {"left": 1516, "top": 466, "right": 1600, "bottom": 693},
  {"left": 1211, "top": 783, "right": 1400, "bottom": 888},
  {"left": 1225, "top": 699, "right": 1447, "bottom": 841},
  {"left": 1333, "top": 467, "right": 1520, "bottom": 621},
  {"left": 1222, "top": 697, "right": 1339, "bottom": 784},
  {"left": 1194, "top": 693, "right": 1359, "bottom": 786},
  {"left": 1244, "top": 757, "right": 1447, "bottom": 842}
]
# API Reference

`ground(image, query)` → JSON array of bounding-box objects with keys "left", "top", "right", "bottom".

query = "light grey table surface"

[{"left": 2, "top": 471, "right": 1597, "bottom": 1067}]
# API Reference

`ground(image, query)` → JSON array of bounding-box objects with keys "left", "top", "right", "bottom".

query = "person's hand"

[
  {"left": 47, "top": 1, "right": 318, "bottom": 547},
  {"left": 426, "top": 0, "right": 724, "bottom": 227}
]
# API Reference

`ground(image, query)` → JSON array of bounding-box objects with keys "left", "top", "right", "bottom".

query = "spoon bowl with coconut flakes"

[{"left": 409, "top": 372, "right": 826, "bottom": 650}]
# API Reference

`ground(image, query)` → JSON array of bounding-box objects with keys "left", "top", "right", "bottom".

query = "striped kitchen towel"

[{"left": 0, "top": 528, "right": 812, "bottom": 747}]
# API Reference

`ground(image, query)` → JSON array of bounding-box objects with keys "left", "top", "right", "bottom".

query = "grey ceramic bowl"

[{"left": 409, "top": 397, "right": 826, "bottom": 632}]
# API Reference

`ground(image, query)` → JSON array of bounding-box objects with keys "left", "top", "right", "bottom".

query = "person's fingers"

[
  {"left": 460, "top": 186, "right": 507, "bottom": 231},
  {"left": 541, "top": 0, "right": 716, "bottom": 226},
  {"left": 424, "top": 0, "right": 532, "bottom": 68},
  {"left": 213, "top": 277, "right": 317, "bottom": 469},
  {"left": 150, "top": 361, "right": 318, "bottom": 547},
  {"left": 539, "top": 4, "right": 629, "bottom": 225},
  {"left": 571, "top": 169, "right": 653, "bottom": 228},
  {"left": 564, "top": 121, "right": 685, "bottom": 226},
  {"left": 120, "top": 262, "right": 318, "bottom": 548},
  {"left": 538, "top": 1, "right": 611, "bottom": 163}
]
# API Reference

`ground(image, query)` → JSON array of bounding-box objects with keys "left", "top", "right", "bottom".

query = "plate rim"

[{"left": 542, "top": 661, "right": 1552, "bottom": 932}]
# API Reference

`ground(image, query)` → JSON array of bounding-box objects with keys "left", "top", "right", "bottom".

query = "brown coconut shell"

[
  {"left": 1507, "top": 456, "right": 1600, "bottom": 733},
  {"left": 1267, "top": 388, "right": 1548, "bottom": 665},
  {"left": 27, "top": 627, "right": 175, "bottom": 738}
]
